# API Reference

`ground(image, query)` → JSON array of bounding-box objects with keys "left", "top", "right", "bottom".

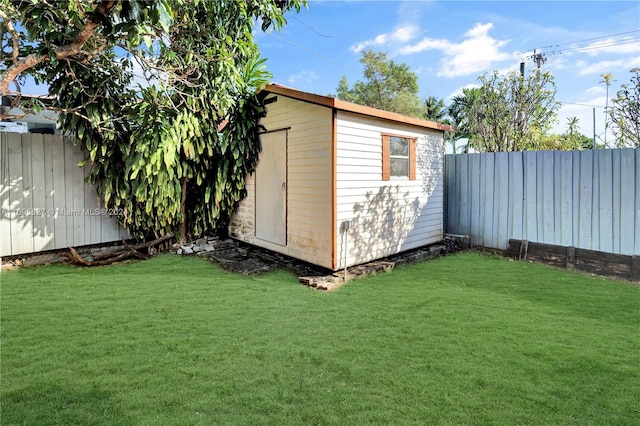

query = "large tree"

[
  {"left": 335, "top": 50, "right": 425, "bottom": 118},
  {"left": 609, "top": 68, "right": 640, "bottom": 148},
  {"left": 1, "top": 0, "right": 305, "bottom": 241},
  {"left": 462, "top": 70, "right": 560, "bottom": 152}
]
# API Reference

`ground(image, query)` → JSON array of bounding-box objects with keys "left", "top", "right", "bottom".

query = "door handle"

[{"left": 282, "top": 182, "right": 286, "bottom": 189}]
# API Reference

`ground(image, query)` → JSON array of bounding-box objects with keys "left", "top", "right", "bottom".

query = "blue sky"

[{"left": 256, "top": 0, "right": 640, "bottom": 141}]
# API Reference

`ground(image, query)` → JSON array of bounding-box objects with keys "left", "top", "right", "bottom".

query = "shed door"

[{"left": 255, "top": 130, "right": 287, "bottom": 245}]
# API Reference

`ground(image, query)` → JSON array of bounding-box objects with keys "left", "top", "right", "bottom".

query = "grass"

[{"left": 1, "top": 251, "right": 639, "bottom": 425}]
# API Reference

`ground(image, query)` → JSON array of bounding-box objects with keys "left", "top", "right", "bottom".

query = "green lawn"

[{"left": 1, "top": 251, "right": 639, "bottom": 425}]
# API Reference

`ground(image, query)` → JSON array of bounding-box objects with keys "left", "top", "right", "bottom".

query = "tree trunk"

[{"left": 178, "top": 176, "right": 188, "bottom": 244}]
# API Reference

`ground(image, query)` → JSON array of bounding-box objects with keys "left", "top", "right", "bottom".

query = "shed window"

[{"left": 382, "top": 135, "right": 416, "bottom": 180}]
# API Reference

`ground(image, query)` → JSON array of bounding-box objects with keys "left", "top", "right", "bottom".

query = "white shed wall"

[
  {"left": 335, "top": 111, "right": 444, "bottom": 268},
  {"left": 229, "top": 95, "right": 334, "bottom": 269}
]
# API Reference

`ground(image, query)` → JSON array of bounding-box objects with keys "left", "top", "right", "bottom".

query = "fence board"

[
  {"left": 495, "top": 152, "right": 509, "bottom": 248},
  {"left": 557, "top": 151, "right": 573, "bottom": 247},
  {"left": 469, "top": 154, "right": 481, "bottom": 245},
  {"left": 445, "top": 148, "right": 640, "bottom": 255},
  {"left": 457, "top": 154, "right": 470, "bottom": 236},
  {"left": 523, "top": 152, "right": 537, "bottom": 243},
  {"left": 598, "top": 150, "right": 613, "bottom": 253},
  {"left": 616, "top": 148, "right": 636, "bottom": 255},
  {"left": 30, "top": 135, "right": 50, "bottom": 252},
  {"left": 50, "top": 136, "right": 67, "bottom": 249},
  {"left": 482, "top": 153, "right": 495, "bottom": 247},
  {"left": 612, "top": 150, "right": 621, "bottom": 254},
  {"left": 571, "top": 150, "right": 581, "bottom": 249},
  {"left": 578, "top": 150, "right": 594, "bottom": 249},
  {"left": 1, "top": 134, "right": 12, "bottom": 256},
  {"left": 540, "top": 151, "right": 555, "bottom": 245},
  {"left": 42, "top": 135, "right": 56, "bottom": 251},
  {"left": 636, "top": 149, "right": 640, "bottom": 255},
  {"left": 508, "top": 152, "right": 523, "bottom": 241},
  {"left": 1, "top": 133, "right": 127, "bottom": 257},
  {"left": 444, "top": 155, "right": 455, "bottom": 233},
  {"left": 9, "top": 135, "right": 32, "bottom": 254}
]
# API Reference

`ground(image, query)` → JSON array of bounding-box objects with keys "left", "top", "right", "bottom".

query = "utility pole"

[
  {"left": 533, "top": 49, "right": 546, "bottom": 78},
  {"left": 593, "top": 108, "right": 596, "bottom": 150}
]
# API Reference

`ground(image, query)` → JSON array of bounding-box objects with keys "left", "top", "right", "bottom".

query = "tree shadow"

[
  {"left": 348, "top": 186, "right": 422, "bottom": 266},
  {"left": 1, "top": 133, "right": 126, "bottom": 257},
  {"left": 340, "top": 135, "right": 444, "bottom": 269},
  {"left": 1, "top": 139, "right": 54, "bottom": 255}
]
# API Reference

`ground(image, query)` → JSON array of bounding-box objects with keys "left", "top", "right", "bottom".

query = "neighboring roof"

[{"left": 263, "top": 83, "right": 454, "bottom": 132}]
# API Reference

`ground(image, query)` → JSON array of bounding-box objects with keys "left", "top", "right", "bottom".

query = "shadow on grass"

[{"left": 1, "top": 383, "right": 131, "bottom": 425}]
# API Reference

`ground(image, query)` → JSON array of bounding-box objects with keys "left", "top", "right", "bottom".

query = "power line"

[
  {"left": 561, "top": 101, "right": 604, "bottom": 108},
  {"left": 550, "top": 38, "right": 640, "bottom": 56},
  {"left": 534, "top": 29, "right": 640, "bottom": 50},
  {"left": 291, "top": 16, "right": 332, "bottom": 38},
  {"left": 523, "top": 30, "right": 640, "bottom": 61},
  {"left": 267, "top": 32, "right": 349, "bottom": 69}
]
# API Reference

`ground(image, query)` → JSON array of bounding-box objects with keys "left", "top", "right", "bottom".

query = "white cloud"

[
  {"left": 287, "top": 70, "right": 319, "bottom": 85},
  {"left": 399, "top": 23, "right": 512, "bottom": 78},
  {"left": 446, "top": 83, "right": 480, "bottom": 100},
  {"left": 399, "top": 37, "right": 449, "bottom": 55},
  {"left": 577, "top": 57, "right": 640, "bottom": 75},
  {"left": 393, "top": 25, "right": 419, "bottom": 43},
  {"left": 580, "top": 38, "right": 640, "bottom": 56},
  {"left": 350, "top": 25, "right": 419, "bottom": 53},
  {"left": 584, "top": 85, "right": 605, "bottom": 97}
]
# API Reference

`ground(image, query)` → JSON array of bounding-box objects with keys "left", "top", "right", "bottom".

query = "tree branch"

[
  {"left": 0, "top": 9, "right": 20, "bottom": 64},
  {"left": 0, "top": 0, "right": 118, "bottom": 95}
]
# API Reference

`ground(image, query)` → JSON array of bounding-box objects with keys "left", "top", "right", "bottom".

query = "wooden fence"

[
  {"left": 445, "top": 148, "right": 640, "bottom": 256},
  {"left": 1, "top": 132, "right": 128, "bottom": 257}
]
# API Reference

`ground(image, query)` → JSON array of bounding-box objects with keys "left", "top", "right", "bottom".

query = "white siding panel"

[{"left": 335, "top": 111, "right": 444, "bottom": 268}]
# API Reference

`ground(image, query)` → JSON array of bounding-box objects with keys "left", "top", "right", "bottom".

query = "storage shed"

[{"left": 229, "top": 84, "right": 451, "bottom": 271}]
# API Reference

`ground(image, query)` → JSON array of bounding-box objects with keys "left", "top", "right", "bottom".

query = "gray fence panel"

[
  {"left": 508, "top": 151, "right": 523, "bottom": 241},
  {"left": 556, "top": 151, "right": 573, "bottom": 247},
  {"left": 495, "top": 152, "right": 509, "bottom": 249},
  {"left": 444, "top": 154, "right": 455, "bottom": 235},
  {"left": 445, "top": 148, "right": 640, "bottom": 255},
  {"left": 622, "top": 149, "right": 640, "bottom": 254},
  {"left": 458, "top": 154, "right": 470, "bottom": 236},
  {"left": 481, "top": 153, "right": 494, "bottom": 248},
  {"left": 1, "top": 133, "right": 128, "bottom": 257}
]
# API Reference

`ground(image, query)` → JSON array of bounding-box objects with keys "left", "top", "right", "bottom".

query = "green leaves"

[
  {"left": 609, "top": 68, "right": 640, "bottom": 148},
  {"left": 463, "top": 70, "right": 560, "bottom": 152},
  {"left": 335, "top": 50, "right": 426, "bottom": 118},
  {"left": 5, "top": 0, "right": 302, "bottom": 241}
]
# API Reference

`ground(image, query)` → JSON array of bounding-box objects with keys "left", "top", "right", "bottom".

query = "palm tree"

[
  {"left": 600, "top": 72, "right": 616, "bottom": 148},
  {"left": 448, "top": 87, "right": 483, "bottom": 152},
  {"left": 423, "top": 95, "right": 447, "bottom": 122}
]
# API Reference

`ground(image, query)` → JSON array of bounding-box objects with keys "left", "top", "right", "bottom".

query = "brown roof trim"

[{"left": 262, "top": 83, "right": 454, "bottom": 132}]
